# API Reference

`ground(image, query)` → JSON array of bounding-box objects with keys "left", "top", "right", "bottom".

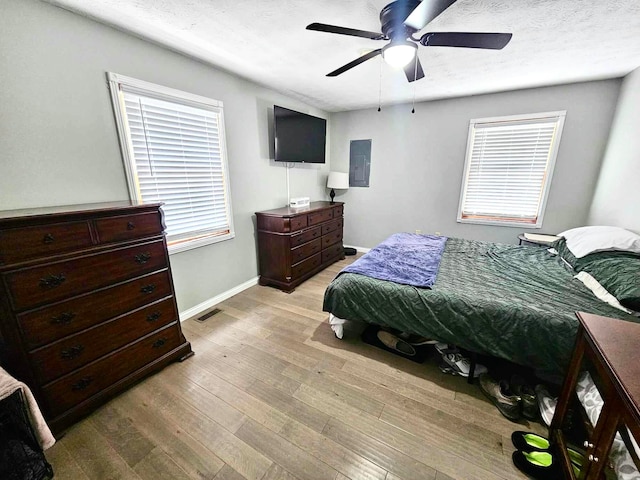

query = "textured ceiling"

[{"left": 44, "top": 0, "right": 640, "bottom": 112}]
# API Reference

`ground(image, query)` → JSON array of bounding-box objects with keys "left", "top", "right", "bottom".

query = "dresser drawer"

[
  {"left": 332, "top": 205, "right": 344, "bottom": 218},
  {"left": 290, "top": 215, "right": 308, "bottom": 232},
  {"left": 5, "top": 240, "right": 167, "bottom": 311},
  {"left": 0, "top": 221, "right": 92, "bottom": 266},
  {"left": 17, "top": 270, "right": 173, "bottom": 350},
  {"left": 291, "top": 253, "right": 321, "bottom": 280},
  {"left": 290, "top": 238, "right": 321, "bottom": 265},
  {"left": 95, "top": 212, "right": 163, "bottom": 244},
  {"left": 321, "top": 218, "right": 343, "bottom": 236},
  {"left": 308, "top": 209, "right": 333, "bottom": 226},
  {"left": 42, "top": 325, "right": 181, "bottom": 418},
  {"left": 322, "top": 243, "right": 343, "bottom": 263},
  {"left": 30, "top": 298, "right": 177, "bottom": 384},
  {"left": 290, "top": 226, "right": 321, "bottom": 248},
  {"left": 322, "top": 229, "right": 343, "bottom": 248}
]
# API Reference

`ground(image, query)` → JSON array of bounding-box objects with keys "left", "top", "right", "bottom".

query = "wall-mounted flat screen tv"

[{"left": 274, "top": 105, "right": 326, "bottom": 163}]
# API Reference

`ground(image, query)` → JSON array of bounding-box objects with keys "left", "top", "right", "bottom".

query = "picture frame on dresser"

[
  {"left": 0, "top": 201, "right": 193, "bottom": 435},
  {"left": 256, "top": 201, "right": 345, "bottom": 293}
]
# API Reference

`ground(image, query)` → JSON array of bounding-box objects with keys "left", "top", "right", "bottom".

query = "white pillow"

[
  {"left": 574, "top": 272, "right": 635, "bottom": 315},
  {"left": 559, "top": 226, "right": 640, "bottom": 258}
]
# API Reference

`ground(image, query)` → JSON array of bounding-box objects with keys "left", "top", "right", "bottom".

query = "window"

[
  {"left": 458, "top": 111, "right": 566, "bottom": 228},
  {"left": 107, "top": 73, "right": 233, "bottom": 253}
]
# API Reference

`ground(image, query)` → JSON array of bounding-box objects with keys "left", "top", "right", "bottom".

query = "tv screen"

[{"left": 274, "top": 106, "right": 326, "bottom": 163}]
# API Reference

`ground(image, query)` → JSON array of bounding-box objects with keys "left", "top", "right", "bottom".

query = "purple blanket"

[{"left": 340, "top": 233, "right": 448, "bottom": 288}]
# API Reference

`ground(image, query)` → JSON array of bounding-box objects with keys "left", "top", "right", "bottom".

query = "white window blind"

[
  {"left": 458, "top": 112, "right": 565, "bottom": 227},
  {"left": 108, "top": 73, "right": 233, "bottom": 252}
]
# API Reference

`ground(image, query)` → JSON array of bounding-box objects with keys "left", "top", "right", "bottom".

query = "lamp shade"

[{"left": 327, "top": 172, "right": 349, "bottom": 190}]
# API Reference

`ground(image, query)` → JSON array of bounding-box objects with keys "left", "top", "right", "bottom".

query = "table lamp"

[{"left": 327, "top": 172, "right": 349, "bottom": 204}]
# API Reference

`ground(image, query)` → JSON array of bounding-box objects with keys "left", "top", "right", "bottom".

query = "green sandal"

[
  {"left": 512, "top": 450, "right": 580, "bottom": 478},
  {"left": 511, "top": 431, "right": 585, "bottom": 467}
]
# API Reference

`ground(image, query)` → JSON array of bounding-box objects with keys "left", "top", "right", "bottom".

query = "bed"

[{"left": 323, "top": 234, "right": 639, "bottom": 375}]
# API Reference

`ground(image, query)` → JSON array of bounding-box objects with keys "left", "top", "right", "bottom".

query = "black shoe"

[
  {"left": 511, "top": 431, "right": 586, "bottom": 468},
  {"left": 512, "top": 431, "right": 551, "bottom": 452},
  {"left": 512, "top": 450, "right": 562, "bottom": 480},
  {"left": 511, "top": 375, "right": 538, "bottom": 420},
  {"left": 479, "top": 374, "right": 521, "bottom": 421}
]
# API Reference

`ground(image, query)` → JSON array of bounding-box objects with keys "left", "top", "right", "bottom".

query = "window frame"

[
  {"left": 107, "top": 72, "right": 234, "bottom": 254},
  {"left": 456, "top": 111, "right": 566, "bottom": 229}
]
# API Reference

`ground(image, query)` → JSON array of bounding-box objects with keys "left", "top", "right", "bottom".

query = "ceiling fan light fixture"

[{"left": 382, "top": 41, "right": 417, "bottom": 68}]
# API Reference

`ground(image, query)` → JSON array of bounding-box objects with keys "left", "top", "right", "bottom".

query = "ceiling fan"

[{"left": 307, "top": 0, "right": 513, "bottom": 82}]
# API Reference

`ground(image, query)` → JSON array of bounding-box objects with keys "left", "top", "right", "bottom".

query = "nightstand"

[
  {"left": 550, "top": 312, "right": 640, "bottom": 479},
  {"left": 518, "top": 233, "right": 559, "bottom": 247}
]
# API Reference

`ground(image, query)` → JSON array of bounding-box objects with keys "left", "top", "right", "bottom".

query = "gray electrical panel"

[{"left": 349, "top": 139, "right": 371, "bottom": 187}]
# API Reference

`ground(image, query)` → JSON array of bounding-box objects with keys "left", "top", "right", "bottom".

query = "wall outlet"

[
  {"left": 415, "top": 229, "right": 422, "bottom": 234},
  {"left": 435, "top": 231, "right": 441, "bottom": 236}
]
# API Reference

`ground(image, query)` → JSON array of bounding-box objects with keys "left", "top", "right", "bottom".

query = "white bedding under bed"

[{"left": 329, "top": 313, "right": 346, "bottom": 339}]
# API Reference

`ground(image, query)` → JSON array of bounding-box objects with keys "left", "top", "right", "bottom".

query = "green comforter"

[{"left": 323, "top": 237, "right": 638, "bottom": 374}]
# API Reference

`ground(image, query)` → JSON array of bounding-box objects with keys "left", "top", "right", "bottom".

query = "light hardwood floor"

[{"left": 46, "top": 255, "right": 546, "bottom": 479}]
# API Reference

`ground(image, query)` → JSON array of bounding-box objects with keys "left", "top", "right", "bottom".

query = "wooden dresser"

[
  {"left": 0, "top": 201, "right": 192, "bottom": 434},
  {"left": 256, "top": 201, "right": 344, "bottom": 292}
]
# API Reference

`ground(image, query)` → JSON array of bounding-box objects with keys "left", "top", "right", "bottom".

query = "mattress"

[{"left": 323, "top": 237, "right": 638, "bottom": 374}]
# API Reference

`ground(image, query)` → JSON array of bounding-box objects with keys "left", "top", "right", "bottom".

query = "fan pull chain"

[
  {"left": 411, "top": 52, "right": 417, "bottom": 114},
  {"left": 378, "top": 56, "right": 382, "bottom": 112}
]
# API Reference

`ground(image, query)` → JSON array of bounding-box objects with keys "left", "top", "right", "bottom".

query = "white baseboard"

[
  {"left": 179, "top": 276, "right": 259, "bottom": 322},
  {"left": 344, "top": 244, "right": 371, "bottom": 253}
]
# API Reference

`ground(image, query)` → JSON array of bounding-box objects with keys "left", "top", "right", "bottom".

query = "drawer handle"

[
  {"left": 152, "top": 338, "right": 167, "bottom": 349},
  {"left": 135, "top": 252, "right": 151, "bottom": 264},
  {"left": 127, "top": 222, "right": 136, "bottom": 230},
  {"left": 140, "top": 284, "right": 156, "bottom": 294},
  {"left": 71, "top": 376, "right": 93, "bottom": 391},
  {"left": 61, "top": 344, "right": 84, "bottom": 360},
  {"left": 42, "top": 233, "right": 55, "bottom": 244},
  {"left": 147, "top": 312, "right": 162, "bottom": 322},
  {"left": 51, "top": 311, "right": 75, "bottom": 325},
  {"left": 39, "top": 273, "right": 66, "bottom": 289}
]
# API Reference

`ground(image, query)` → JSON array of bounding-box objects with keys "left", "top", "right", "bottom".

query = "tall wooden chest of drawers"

[
  {"left": 256, "top": 201, "right": 345, "bottom": 292},
  {"left": 0, "top": 201, "right": 192, "bottom": 434}
]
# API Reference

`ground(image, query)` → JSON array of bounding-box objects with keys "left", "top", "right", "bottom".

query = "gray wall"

[
  {"left": 0, "top": 0, "right": 330, "bottom": 312},
  {"left": 588, "top": 67, "right": 640, "bottom": 233},
  {"left": 330, "top": 80, "right": 621, "bottom": 247}
]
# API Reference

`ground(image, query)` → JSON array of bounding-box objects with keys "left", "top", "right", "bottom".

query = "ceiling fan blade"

[
  {"left": 306, "top": 23, "right": 385, "bottom": 40},
  {"left": 404, "top": 0, "right": 458, "bottom": 31},
  {"left": 420, "top": 32, "right": 513, "bottom": 49},
  {"left": 327, "top": 49, "right": 382, "bottom": 77},
  {"left": 404, "top": 56, "right": 425, "bottom": 82}
]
